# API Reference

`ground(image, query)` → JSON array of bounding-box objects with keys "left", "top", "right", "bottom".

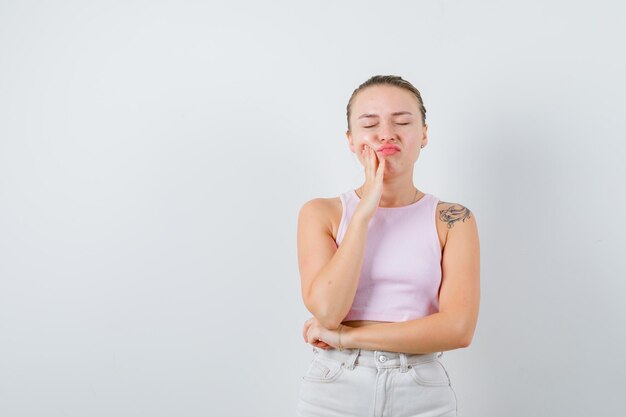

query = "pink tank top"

[{"left": 335, "top": 189, "right": 442, "bottom": 322}]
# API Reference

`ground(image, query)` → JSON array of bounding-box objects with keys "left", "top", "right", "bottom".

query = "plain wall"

[{"left": 1, "top": 1, "right": 625, "bottom": 416}]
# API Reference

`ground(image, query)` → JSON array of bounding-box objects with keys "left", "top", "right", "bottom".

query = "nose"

[{"left": 376, "top": 122, "right": 398, "bottom": 143}]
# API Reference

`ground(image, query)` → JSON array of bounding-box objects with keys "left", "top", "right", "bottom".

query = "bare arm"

[
  {"left": 299, "top": 144, "right": 385, "bottom": 330},
  {"left": 339, "top": 203, "right": 481, "bottom": 353},
  {"left": 340, "top": 313, "right": 464, "bottom": 354},
  {"left": 297, "top": 199, "right": 371, "bottom": 329}
]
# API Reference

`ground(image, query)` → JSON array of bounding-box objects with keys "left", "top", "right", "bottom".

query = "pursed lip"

[{"left": 377, "top": 145, "right": 401, "bottom": 152}]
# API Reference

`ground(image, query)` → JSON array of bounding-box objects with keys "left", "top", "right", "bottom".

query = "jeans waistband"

[{"left": 311, "top": 346, "right": 443, "bottom": 372}]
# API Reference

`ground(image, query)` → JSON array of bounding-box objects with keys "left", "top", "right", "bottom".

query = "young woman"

[{"left": 295, "top": 75, "right": 480, "bottom": 417}]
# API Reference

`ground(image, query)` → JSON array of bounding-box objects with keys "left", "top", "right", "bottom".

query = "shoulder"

[
  {"left": 299, "top": 196, "right": 340, "bottom": 217},
  {"left": 435, "top": 200, "right": 479, "bottom": 251},
  {"left": 298, "top": 196, "right": 342, "bottom": 230},
  {"left": 435, "top": 200, "right": 476, "bottom": 230},
  {"left": 297, "top": 196, "right": 345, "bottom": 252}
]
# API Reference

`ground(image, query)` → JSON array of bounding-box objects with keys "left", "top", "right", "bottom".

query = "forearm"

[
  {"left": 341, "top": 312, "right": 468, "bottom": 354},
  {"left": 308, "top": 213, "right": 370, "bottom": 328}
]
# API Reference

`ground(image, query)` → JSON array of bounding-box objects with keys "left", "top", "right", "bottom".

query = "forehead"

[{"left": 352, "top": 85, "right": 418, "bottom": 117}]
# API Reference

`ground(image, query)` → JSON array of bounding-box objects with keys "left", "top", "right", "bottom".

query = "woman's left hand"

[{"left": 302, "top": 317, "right": 346, "bottom": 350}]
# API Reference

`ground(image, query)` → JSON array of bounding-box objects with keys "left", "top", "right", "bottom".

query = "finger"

[
  {"left": 361, "top": 145, "right": 368, "bottom": 163},
  {"left": 362, "top": 145, "right": 369, "bottom": 165},
  {"left": 362, "top": 146, "right": 371, "bottom": 178},
  {"left": 375, "top": 157, "right": 386, "bottom": 180},
  {"left": 304, "top": 324, "right": 314, "bottom": 343},
  {"left": 376, "top": 158, "right": 387, "bottom": 175},
  {"left": 366, "top": 146, "right": 376, "bottom": 177},
  {"left": 371, "top": 147, "right": 379, "bottom": 170},
  {"left": 302, "top": 319, "right": 312, "bottom": 341},
  {"left": 312, "top": 339, "right": 329, "bottom": 348}
]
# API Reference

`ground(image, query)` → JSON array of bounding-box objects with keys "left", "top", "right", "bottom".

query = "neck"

[{"left": 358, "top": 182, "right": 420, "bottom": 208}]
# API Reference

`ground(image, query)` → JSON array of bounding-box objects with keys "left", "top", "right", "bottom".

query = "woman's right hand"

[{"left": 354, "top": 144, "right": 386, "bottom": 221}]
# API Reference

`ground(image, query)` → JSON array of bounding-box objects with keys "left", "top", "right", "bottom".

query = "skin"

[
  {"left": 301, "top": 84, "right": 481, "bottom": 354},
  {"left": 347, "top": 84, "right": 429, "bottom": 210}
]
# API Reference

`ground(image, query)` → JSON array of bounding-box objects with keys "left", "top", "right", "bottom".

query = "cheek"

[
  {"left": 353, "top": 138, "right": 370, "bottom": 153},
  {"left": 406, "top": 138, "right": 422, "bottom": 151},
  {"left": 406, "top": 132, "right": 422, "bottom": 146}
]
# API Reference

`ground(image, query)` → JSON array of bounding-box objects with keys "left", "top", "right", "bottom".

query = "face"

[{"left": 346, "top": 85, "right": 428, "bottom": 175}]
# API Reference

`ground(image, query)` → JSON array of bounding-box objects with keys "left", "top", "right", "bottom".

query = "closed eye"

[{"left": 364, "top": 123, "right": 410, "bottom": 128}]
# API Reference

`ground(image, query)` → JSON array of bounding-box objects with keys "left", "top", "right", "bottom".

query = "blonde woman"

[{"left": 296, "top": 75, "right": 480, "bottom": 417}]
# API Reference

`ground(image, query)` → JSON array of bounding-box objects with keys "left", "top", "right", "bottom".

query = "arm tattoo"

[{"left": 438, "top": 202, "right": 472, "bottom": 229}]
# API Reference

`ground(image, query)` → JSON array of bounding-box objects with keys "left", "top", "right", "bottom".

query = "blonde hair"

[{"left": 346, "top": 75, "right": 427, "bottom": 131}]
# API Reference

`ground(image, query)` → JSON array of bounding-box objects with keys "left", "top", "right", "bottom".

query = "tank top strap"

[{"left": 341, "top": 189, "right": 359, "bottom": 206}]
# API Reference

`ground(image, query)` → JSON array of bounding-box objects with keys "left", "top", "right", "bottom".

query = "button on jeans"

[{"left": 296, "top": 346, "right": 459, "bottom": 417}]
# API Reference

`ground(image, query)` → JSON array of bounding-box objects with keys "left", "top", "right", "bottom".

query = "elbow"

[
  {"left": 304, "top": 286, "right": 345, "bottom": 330},
  {"left": 456, "top": 322, "right": 475, "bottom": 348},
  {"left": 308, "top": 311, "right": 342, "bottom": 330},
  {"left": 316, "top": 305, "right": 343, "bottom": 330},
  {"left": 304, "top": 295, "right": 343, "bottom": 330},
  {"left": 319, "top": 316, "right": 342, "bottom": 330},
  {"left": 442, "top": 312, "right": 474, "bottom": 348},
  {"left": 458, "top": 334, "right": 472, "bottom": 348}
]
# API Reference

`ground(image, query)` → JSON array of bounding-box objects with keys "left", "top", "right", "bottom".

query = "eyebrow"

[{"left": 357, "top": 111, "right": 413, "bottom": 119}]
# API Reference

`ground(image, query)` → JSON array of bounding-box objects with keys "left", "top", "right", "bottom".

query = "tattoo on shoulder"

[{"left": 438, "top": 202, "right": 472, "bottom": 229}]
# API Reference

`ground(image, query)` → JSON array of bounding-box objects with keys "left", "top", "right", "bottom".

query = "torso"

[{"left": 322, "top": 191, "right": 450, "bottom": 329}]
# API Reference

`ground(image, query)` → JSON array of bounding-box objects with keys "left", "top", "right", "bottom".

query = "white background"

[{"left": 1, "top": 1, "right": 625, "bottom": 416}]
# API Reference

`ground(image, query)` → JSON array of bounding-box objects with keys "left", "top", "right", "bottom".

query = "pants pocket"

[
  {"left": 301, "top": 356, "right": 345, "bottom": 383},
  {"left": 408, "top": 359, "right": 451, "bottom": 387}
]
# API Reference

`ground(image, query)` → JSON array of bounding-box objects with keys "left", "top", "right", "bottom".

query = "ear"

[
  {"left": 421, "top": 124, "right": 428, "bottom": 147},
  {"left": 346, "top": 130, "right": 355, "bottom": 153}
]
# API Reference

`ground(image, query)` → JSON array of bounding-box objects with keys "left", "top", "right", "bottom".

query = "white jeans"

[{"left": 296, "top": 346, "right": 459, "bottom": 417}]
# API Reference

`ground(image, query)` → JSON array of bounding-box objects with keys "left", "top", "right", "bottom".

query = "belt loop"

[
  {"left": 399, "top": 352, "right": 408, "bottom": 373},
  {"left": 438, "top": 351, "right": 444, "bottom": 358},
  {"left": 345, "top": 348, "right": 360, "bottom": 370}
]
